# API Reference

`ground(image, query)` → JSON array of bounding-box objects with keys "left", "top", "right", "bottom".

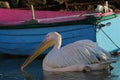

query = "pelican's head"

[
  {"left": 45, "top": 32, "right": 61, "bottom": 43},
  {"left": 20, "top": 32, "right": 61, "bottom": 71}
]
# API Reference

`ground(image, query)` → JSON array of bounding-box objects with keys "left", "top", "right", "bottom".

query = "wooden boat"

[{"left": 0, "top": 6, "right": 120, "bottom": 55}]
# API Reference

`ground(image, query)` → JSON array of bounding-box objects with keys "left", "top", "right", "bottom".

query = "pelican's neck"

[
  {"left": 44, "top": 36, "right": 62, "bottom": 60},
  {"left": 48, "top": 36, "right": 62, "bottom": 56},
  {"left": 54, "top": 36, "right": 62, "bottom": 49}
]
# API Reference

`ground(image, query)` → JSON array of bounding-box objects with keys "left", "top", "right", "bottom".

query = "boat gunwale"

[{"left": 0, "top": 13, "right": 118, "bottom": 29}]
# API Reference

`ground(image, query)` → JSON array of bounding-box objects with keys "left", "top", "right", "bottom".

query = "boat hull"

[{"left": 0, "top": 24, "right": 96, "bottom": 55}]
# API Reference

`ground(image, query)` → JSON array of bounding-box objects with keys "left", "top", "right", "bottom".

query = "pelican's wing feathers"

[{"left": 59, "top": 40, "right": 111, "bottom": 64}]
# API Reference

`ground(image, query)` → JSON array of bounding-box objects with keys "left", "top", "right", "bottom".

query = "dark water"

[{"left": 0, "top": 56, "right": 120, "bottom": 80}]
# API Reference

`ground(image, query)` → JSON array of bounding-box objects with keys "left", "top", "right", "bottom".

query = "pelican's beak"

[{"left": 20, "top": 38, "right": 54, "bottom": 71}]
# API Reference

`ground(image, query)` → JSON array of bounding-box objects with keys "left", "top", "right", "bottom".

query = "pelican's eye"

[
  {"left": 45, "top": 34, "right": 51, "bottom": 40},
  {"left": 46, "top": 34, "right": 50, "bottom": 37}
]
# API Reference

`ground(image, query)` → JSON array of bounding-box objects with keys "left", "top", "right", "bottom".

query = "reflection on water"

[
  {"left": 43, "top": 71, "right": 111, "bottom": 80},
  {"left": 21, "top": 70, "right": 119, "bottom": 80},
  {"left": 0, "top": 56, "right": 120, "bottom": 80}
]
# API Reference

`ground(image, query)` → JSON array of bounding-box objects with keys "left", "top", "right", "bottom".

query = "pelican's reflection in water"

[
  {"left": 21, "top": 70, "right": 33, "bottom": 80},
  {"left": 21, "top": 70, "right": 43, "bottom": 80},
  {"left": 21, "top": 70, "right": 119, "bottom": 80},
  {"left": 44, "top": 70, "right": 110, "bottom": 80}
]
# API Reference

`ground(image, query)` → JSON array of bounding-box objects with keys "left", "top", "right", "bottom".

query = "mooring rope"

[{"left": 99, "top": 26, "right": 120, "bottom": 50}]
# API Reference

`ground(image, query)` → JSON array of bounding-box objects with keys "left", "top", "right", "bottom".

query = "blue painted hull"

[{"left": 0, "top": 24, "right": 96, "bottom": 55}]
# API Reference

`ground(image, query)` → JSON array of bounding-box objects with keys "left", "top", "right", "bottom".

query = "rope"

[{"left": 99, "top": 27, "right": 120, "bottom": 50}]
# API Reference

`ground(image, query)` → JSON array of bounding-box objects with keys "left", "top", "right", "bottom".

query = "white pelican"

[{"left": 21, "top": 32, "right": 116, "bottom": 71}]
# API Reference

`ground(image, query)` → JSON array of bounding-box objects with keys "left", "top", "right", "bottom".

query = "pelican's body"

[{"left": 21, "top": 32, "right": 116, "bottom": 71}]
